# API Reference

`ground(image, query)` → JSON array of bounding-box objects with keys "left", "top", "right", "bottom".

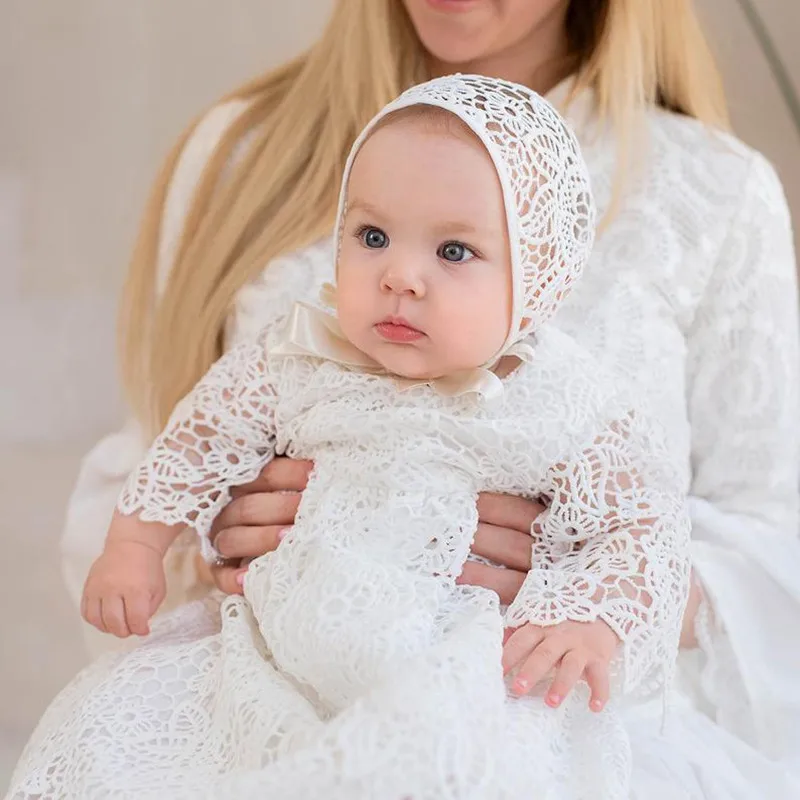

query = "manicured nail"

[
  {"left": 278, "top": 527, "right": 291, "bottom": 542},
  {"left": 546, "top": 693, "right": 561, "bottom": 707},
  {"left": 235, "top": 569, "right": 247, "bottom": 587}
]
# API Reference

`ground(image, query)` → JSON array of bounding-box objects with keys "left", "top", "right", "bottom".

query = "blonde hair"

[{"left": 122, "top": 0, "right": 727, "bottom": 433}]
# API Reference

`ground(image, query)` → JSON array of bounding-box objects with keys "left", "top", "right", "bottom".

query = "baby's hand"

[
  {"left": 81, "top": 541, "right": 166, "bottom": 638},
  {"left": 502, "top": 619, "right": 619, "bottom": 712}
]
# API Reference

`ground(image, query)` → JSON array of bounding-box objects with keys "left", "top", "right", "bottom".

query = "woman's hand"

[
  {"left": 206, "top": 457, "right": 313, "bottom": 593},
  {"left": 457, "top": 493, "right": 545, "bottom": 604},
  {"left": 679, "top": 572, "right": 704, "bottom": 649}
]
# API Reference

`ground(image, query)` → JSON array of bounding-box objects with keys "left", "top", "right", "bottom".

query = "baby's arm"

[
  {"left": 503, "top": 412, "right": 692, "bottom": 704},
  {"left": 82, "top": 332, "right": 279, "bottom": 637}
]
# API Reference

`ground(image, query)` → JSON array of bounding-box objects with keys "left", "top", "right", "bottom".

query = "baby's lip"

[
  {"left": 374, "top": 316, "right": 426, "bottom": 343},
  {"left": 377, "top": 315, "right": 423, "bottom": 333}
]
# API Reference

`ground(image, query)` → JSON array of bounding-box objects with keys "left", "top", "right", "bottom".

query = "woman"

[{"left": 61, "top": 0, "right": 798, "bottom": 791}]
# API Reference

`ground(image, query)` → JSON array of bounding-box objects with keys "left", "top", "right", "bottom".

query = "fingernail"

[
  {"left": 591, "top": 699, "right": 604, "bottom": 712},
  {"left": 278, "top": 527, "right": 291, "bottom": 542},
  {"left": 514, "top": 679, "right": 529, "bottom": 694},
  {"left": 546, "top": 693, "right": 561, "bottom": 707},
  {"left": 235, "top": 569, "right": 247, "bottom": 587}
]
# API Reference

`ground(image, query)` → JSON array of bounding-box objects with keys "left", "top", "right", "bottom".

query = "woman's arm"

[
  {"left": 682, "top": 153, "right": 800, "bottom": 758},
  {"left": 686, "top": 152, "right": 798, "bottom": 536}
]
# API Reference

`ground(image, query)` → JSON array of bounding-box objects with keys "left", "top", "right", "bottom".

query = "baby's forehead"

[
  {"left": 360, "top": 104, "right": 558, "bottom": 181},
  {"left": 358, "top": 106, "right": 487, "bottom": 160}
]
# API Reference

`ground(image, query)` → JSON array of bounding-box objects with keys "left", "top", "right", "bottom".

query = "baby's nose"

[{"left": 380, "top": 263, "right": 426, "bottom": 297}]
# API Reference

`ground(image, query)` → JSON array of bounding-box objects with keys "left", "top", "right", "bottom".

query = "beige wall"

[
  {"left": 698, "top": 0, "right": 800, "bottom": 252},
  {"left": 0, "top": 0, "right": 332, "bottom": 443},
  {"left": 0, "top": 0, "right": 797, "bottom": 445}
]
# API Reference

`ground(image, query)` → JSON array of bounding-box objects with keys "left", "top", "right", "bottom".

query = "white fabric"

[
  {"left": 16, "top": 310, "right": 692, "bottom": 797},
  {"left": 50, "top": 78, "right": 799, "bottom": 798}
]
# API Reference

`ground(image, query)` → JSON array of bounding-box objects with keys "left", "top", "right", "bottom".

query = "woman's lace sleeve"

[
  {"left": 681, "top": 154, "right": 800, "bottom": 749},
  {"left": 686, "top": 152, "right": 799, "bottom": 534},
  {"left": 118, "top": 332, "right": 278, "bottom": 556},
  {"left": 505, "top": 412, "right": 692, "bottom": 694}
]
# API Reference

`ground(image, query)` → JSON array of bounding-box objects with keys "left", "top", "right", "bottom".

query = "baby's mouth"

[{"left": 374, "top": 316, "right": 426, "bottom": 344}]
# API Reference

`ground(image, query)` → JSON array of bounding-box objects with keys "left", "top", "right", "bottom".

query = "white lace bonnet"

[{"left": 333, "top": 73, "right": 596, "bottom": 360}]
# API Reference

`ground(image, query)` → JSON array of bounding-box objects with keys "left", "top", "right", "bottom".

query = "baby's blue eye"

[
  {"left": 438, "top": 241, "right": 475, "bottom": 263},
  {"left": 359, "top": 227, "right": 389, "bottom": 249}
]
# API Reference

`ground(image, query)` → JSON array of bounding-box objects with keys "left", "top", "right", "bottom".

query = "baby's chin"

[
  {"left": 373, "top": 351, "right": 478, "bottom": 383},
  {"left": 369, "top": 348, "right": 445, "bottom": 382}
]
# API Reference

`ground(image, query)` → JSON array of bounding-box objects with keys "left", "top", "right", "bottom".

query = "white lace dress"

[
  {"left": 54, "top": 82, "right": 799, "bottom": 797},
  {"left": 11, "top": 311, "right": 692, "bottom": 798}
]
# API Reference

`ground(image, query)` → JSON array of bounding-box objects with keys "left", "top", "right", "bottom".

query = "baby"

[{"left": 19, "top": 76, "right": 691, "bottom": 798}]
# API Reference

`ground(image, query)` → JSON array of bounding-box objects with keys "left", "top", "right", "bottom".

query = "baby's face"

[{"left": 336, "top": 117, "right": 512, "bottom": 381}]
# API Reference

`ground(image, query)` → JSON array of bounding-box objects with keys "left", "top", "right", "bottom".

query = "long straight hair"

[{"left": 121, "top": 0, "right": 727, "bottom": 433}]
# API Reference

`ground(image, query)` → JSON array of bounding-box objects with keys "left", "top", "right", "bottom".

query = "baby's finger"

[
  {"left": 100, "top": 596, "right": 130, "bottom": 638},
  {"left": 83, "top": 595, "right": 105, "bottom": 632},
  {"left": 502, "top": 625, "right": 545, "bottom": 675},
  {"left": 513, "top": 637, "right": 568, "bottom": 697},
  {"left": 546, "top": 651, "right": 586, "bottom": 708},
  {"left": 585, "top": 662, "right": 610, "bottom": 712},
  {"left": 125, "top": 592, "right": 151, "bottom": 637}
]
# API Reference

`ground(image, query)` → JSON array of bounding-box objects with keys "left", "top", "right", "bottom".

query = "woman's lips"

[
  {"left": 425, "top": 0, "right": 481, "bottom": 11},
  {"left": 428, "top": 0, "right": 480, "bottom": 11},
  {"left": 374, "top": 317, "right": 425, "bottom": 343}
]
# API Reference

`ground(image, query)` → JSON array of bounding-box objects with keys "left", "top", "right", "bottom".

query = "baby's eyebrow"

[
  {"left": 346, "top": 198, "right": 383, "bottom": 218},
  {"left": 431, "top": 220, "right": 480, "bottom": 236}
]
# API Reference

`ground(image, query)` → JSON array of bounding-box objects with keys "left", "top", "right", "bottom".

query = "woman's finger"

[
  {"left": 229, "top": 458, "right": 313, "bottom": 498},
  {"left": 210, "top": 492, "right": 300, "bottom": 538},
  {"left": 471, "top": 522, "right": 533, "bottom": 571},
  {"left": 477, "top": 493, "right": 545, "bottom": 534},
  {"left": 546, "top": 650, "right": 586, "bottom": 708},
  {"left": 585, "top": 662, "right": 610, "bottom": 712},
  {"left": 214, "top": 525, "right": 287, "bottom": 558},
  {"left": 501, "top": 624, "right": 545, "bottom": 675},
  {"left": 513, "top": 636, "right": 568, "bottom": 696},
  {"left": 456, "top": 561, "right": 526, "bottom": 605},
  {"left": 211, "top": 565, "right": 247, "bottom": 595}
]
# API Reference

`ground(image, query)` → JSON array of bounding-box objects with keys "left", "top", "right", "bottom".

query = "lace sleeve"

[
  {"left": 686, "top": 153, "right": 799, "bottom": 533},
  {"left": 118, "top": 332, "right": 278, "bottom": 556},
  {"left": 505, "top": 412, "right": 692, "bottom": 694}
]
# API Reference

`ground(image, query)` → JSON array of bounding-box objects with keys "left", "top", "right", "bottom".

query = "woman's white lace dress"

[{"left": 47, "top": 77, "right": 799, "bottom": 798}]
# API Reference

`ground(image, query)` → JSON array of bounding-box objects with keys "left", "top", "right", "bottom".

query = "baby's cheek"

[
  {"left": 336, "top": 291, "right": 370, "bottom": 343},
  {"left": 469, "top": 302, "right": 510, "bottom": 361},
  {"left": 439, "top": 307, "right": 503, "bottom": 369}
]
